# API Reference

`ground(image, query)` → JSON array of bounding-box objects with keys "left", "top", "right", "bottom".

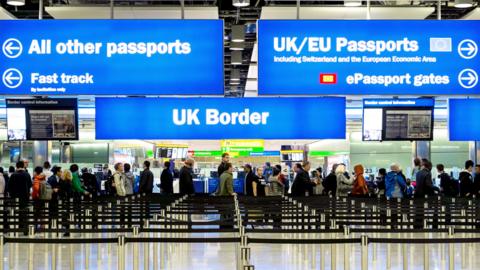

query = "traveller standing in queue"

[
  {"left": 48, "top": 166, "right": 62, "bottom": 221},
  {"left": 385, "top": 163, "right": 407, "bottom": 199},
  {"left": 217, "top": 163, "right": 235, "bottom": 196},
  {"left": 415, "top": 159, "right": 434, "bottom": 198},
  {"left": 180, "top": 159, "right": 195, "bottom": 195},
  {"left": 291, "top": 163, "right": 311, "bottom": 196},
  {"left": 252, "top": 167, "right": 266, "bottom": 197},
  {"left": 160, "top": 161, "right": 174, "bottom": 195},
  {"left": 268, "top": 166, "right": 285, "bottom": 196},
  {"left": 0, "top": 167, "right": 7, "bottom": 198},
  {"left": 376, "top": 168, "right": 387, "bottom": 196},
  {"left": 81, "top": 168, "right": 99, "bottom": 200},
  {"left": 217, "top": 153, "right": 230, "bottom": 177},
  {"left": 474, "top": 164, "right": 480, "bottom": 197},
  {"left": 43, "top": 161, "right": 53, "bottom": 180},
  {"left": 113, "top": 163, "right": 127, "bottom": 197},
  {"left": 244, "top": 164, "right": 256, "bottom": 196},
  {"left": 8, "top": 161, "right": 32, "bottom": 235},
  {"left": 336, "top": 164, "right": 354, "bottom": 197},
  {"left": 70, "top": 164, "right": 90, "bottom": 198},
  {"left": 411, "top": 157, "right": 422, "bottom": 182},
  {"left": 323, "top": 164, "right": 338, "bottom": 196},
  {"left": 32, "top": 166, "right": 47, "bottom": 227},
  {"left": 351, "top": 164, "right": 369, "bottom": 197},
  {"left": 123, "top": 163, "right": 135, "bottom": 196},
  {"left": 139, "top": 161, "right": 154, "bottom": 195},
  {"left": 437, "top": 164, "right": 457, "bottom": 197},
  {"left": 459, "top": 160, "right": 475, "bottom": 197}
]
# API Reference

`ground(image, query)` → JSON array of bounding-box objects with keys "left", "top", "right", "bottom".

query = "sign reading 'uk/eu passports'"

[
  {"left": 95, "top": 97, "right": 346, "bottom": 140},
  {"left": 0, "top": 20, "right": 224, "bottom": 95},
  {"left": 258, "top": 20, "right": 480, "bottom": 95}
]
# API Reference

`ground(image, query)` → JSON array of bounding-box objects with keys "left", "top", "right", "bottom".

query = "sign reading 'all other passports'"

[
  {"left": 258, "top": 20, "right": 480, "bottom": 95},
  {"left": 95, "top": 97, "right": 346, "bottom": 140},
  {"left": 0, "top": 20, "right": 223, "bottom": 95}
]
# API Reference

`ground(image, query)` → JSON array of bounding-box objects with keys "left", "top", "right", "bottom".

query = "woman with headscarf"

[{"left": 351, "top": 164, "right": 369, "bottom": 197}]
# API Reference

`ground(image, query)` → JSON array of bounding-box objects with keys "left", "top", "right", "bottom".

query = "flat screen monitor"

[
  {"left": 362, "top": 98, "right": 434, "bottom": 141},
  {"left": 280, "top": 145, "right": 305, "bottom": 162},
  {"left": 6, "top": 98, "right": 78, "bottom": 141}
]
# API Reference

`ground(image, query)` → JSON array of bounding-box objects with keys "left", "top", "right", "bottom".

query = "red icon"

[{"left": 319, "top": 73, "right": 337, "bottom": 84}]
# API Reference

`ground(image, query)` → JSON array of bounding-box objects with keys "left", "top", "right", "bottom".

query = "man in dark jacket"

[
  {"left": 459, "top": 160, "right": 474, "bottom": 197},
  {"left": 244, "top": 164, "right": 256, "bottom": 196},
  {"left": 437, "top": 164, "right": 457, "bottom": 197},
  {"left": 474, "top": 165, "right": 480, "bottom": 197},
  {"left": 291, "top": 163, "right": 314, "bottom": 197},
  {"left": 217, "top": 153, "right": 230, "bottom": 178},
  {"left": 8, "top": 161, "right": 32, "bottom": 234},
  {"left": 139, "top": 160, "right": 154, "bottom": 194},
  {"left": 414, "top": 159, "right": 434, "bottom": 198},
  {"left": 179, "top": 159, "right": 195, "bottom": 195},
  {"left": 81, "top": 168, "right": 99, "bottom": 199},
  {"left": 323, "top": 165, "right": 338, "bottom": 196},
  {"left": 160, "top": 161, "right": 174, "bottom": 194}
]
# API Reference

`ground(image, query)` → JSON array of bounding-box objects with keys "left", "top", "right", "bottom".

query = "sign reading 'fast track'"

[
  {"left": 0, "top": 20, "right": 224, "bottom": 95},
  {"left": 258, "top": 20, "right": 480, "bottom": 95}
]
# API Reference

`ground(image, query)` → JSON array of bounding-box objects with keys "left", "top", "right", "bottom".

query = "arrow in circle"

[
  {"left": 4, "top": 70, "right": 20, "bottom": 85},
  {"left": 460, "top": 42, "right": 476, "bottom": 56},
  {"left": 460, "top": 71, "right": 477, "bottom": 85}
]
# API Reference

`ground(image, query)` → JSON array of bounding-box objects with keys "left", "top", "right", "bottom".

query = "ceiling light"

[
  {"left": 231, "top": 51, "right": 242, "bottom": 65},
  {"left": 454, "top": 0, "right": 473, "bottom": 8},
  {"left": 230, "top": 81, "right": 241, "bottom": 85},
  {"left": 230, "top": 42, "right": 245, "bottom": 51},
  {"left": 233, "top": 0, "right": 250, "bottom": 7},
  {"left": 344, "top": 0, "right": 362, "bottom": 6},
  {"left": 7, "top": 0, "right": 25, "bottom": 6},
  {"left": 231, "top": 25, "right": 245, "bottom": 42}
]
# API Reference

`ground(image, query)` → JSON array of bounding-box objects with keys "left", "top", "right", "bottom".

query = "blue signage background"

[
  {"left": 449, "top": 99, "right": 480, "bottom": 141},
  {"left": 0, "top": 20, "right": 223, "bottom": 95},
  {"left": 95, "top": 97, "right": 346, "bottom": 140},
  {"left": 258, "top": 20, "right": 480, "bottom": 95},
  {"left": 363, "top": 98, "right": 434, "bottom": 108}
]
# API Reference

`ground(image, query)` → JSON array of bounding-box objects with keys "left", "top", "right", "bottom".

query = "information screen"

[
  {"left": 362, "top": 98, "right": 434, "bottom": 141},
  {"left": 280, "top": 145, "right": 306, "bottom": 162},
  {"left": 156, "top": 147, "right": 188, "bottom": 159},
  {"left": 6, "top": 99, "right": 78, "bottom": 141}
]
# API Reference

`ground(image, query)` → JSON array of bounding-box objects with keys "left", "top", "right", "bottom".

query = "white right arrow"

[
  {"left": 4, "top": 71, "right": 20, "bottom": 85},
  {"left": 4, "top": 41, "right": 20, "bottom": 55},
  {"left": 460, "top": 43, "right": 476, "bottom": 56},
  {"left": 461, "top": 71, "right": 477, "bottom": 85}
]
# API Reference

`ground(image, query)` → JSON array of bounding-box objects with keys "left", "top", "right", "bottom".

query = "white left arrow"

[
  {"left": 4, "top": 41, "right": 20, "bottom": 55},
  {"left": 4, "top": 71, "right": 20, "bottom": 85}
]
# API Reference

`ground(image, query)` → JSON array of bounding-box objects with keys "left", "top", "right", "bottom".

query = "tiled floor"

[{"left": 2, "top": 232, "right": 479, "bottom": 269}]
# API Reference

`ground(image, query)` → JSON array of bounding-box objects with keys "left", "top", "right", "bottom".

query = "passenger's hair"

[
  {"left": 465, "top": 160, "right": 474, "bottom": 169},
  {"left": 222, "top": 153, "right": 229, "bottom": 158},
  {"left": 0, "top": 167, "right": 3, "bottom": 174},
  {"left": 43, "top": 161, "right": 51, "bottom": 169},
  {"left": 51, "top": 166, "right": 62, "bottom": 175},
  {"left": 414, "top": 158, "right": 421, "bottom": 167},
  {"left": 34, "top": 166, "right": 43, "bottom": 175},
  {"left": 164, "top": 161, "right": 171, "bottom": 168},
  {"left": 124, "top": 163, "right": 131, "bottom": 173},
  {"left": 114, "top": 163, "right": 122, "bottom": 171},
  {"left": 378, "top": 168, "right": 387, "bottom": 176},
  {"left": 70, "top": 164, "right": 79, "bottom": 173},
  {"left": 244, "top": 164, "right": 252, "bottom": 171},
  {"left": 144, "top": 160, "right": 151, "bottom": 169},
  {"left": 275, "top": 164, "right": 282, "bottom": 171},
  {"left": 294, "top": 163, "right": 303, "bottom": 170},
  {"left": 302, "top": 161, "right": 310, "bottom": 168},
  {"left": 476, "top": 164, "right": 480, "bottom": 169},
  {"left": 185, "top": 159, "right": 195, "bottom": 166},
  {"left": 335, "top": 164, "right": 346, "bottom": 174},
  {"left": 9, "top": 166, "right": 15, "bottom": 173},
  {"left": 390, "top": 163, "right": 400, "bottom": 172},
  {"left": 225, "top": 162, "right": 233, "bottom": 170},
  {"left": 436, "top": 164, "right": 445, "bottom": 172},
  {"left": 16, "top": 161, "right": 24, "bottom": 169},
  {"left": 62, "top": 170, "right": 73, "bottom": 181},
  {"left": 424, "top": 160, "right": 433, "bottom": 171},
  {"left": 272, "top": 167, "right": 280, "bottom": 177},
  {"left": 316, "top": 167, "right": 323, "bottom": 174}
]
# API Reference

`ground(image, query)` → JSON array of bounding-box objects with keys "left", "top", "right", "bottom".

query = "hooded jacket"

[
  {"left": 32, "top": 173, "right": 46, "bottom": 200},
  {"left": 386, "top": 171, "right": 407, "bottom": 198},
  {"left": 351, "top": 165, "right": 368, "bottom": 196}
]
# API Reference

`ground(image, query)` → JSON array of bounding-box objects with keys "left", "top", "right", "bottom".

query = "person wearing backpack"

[
  {"left": 32, "top": 166, "right": 48, "bottom": 228},
  {"left": 385, "top": 163, "right": 407, "bottom": 199},
  {"left": 336, "top": 164, "right": 354, "bottom": 197}
]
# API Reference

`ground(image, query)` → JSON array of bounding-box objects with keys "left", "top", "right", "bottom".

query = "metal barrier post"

[
  {"left": 117, "top": 235, "right": 126, "bottom": 270},
  {"left": 243, "top": 265, "right": 254, "bottom": 270},
  {"left": 402, "top": 243, "right": 407, "bottom": 270},
  {"left": 241, "top": 246, "right": 251, "bottom": 264},
  {"left": 361, "top": 235, "right": 368, "bottom": 270},
  {"left": 133, "top": 225, "right": 139, "bottom": 270},
  {"left": 449, "top": 226, "right": 455, "bottom": 270},
  {"left": 423, "top": 242, "right": 429, "bottom": 270},
  {"left": 344, "top": 226, "right": 350, "bottom": 270},
  {"left": 0, "top": 234, "right": 4, "bottom": 270}
]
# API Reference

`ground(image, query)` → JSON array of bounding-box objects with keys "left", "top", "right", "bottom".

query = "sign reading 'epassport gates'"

[
  {"left": 95, "top": 97, "right": 346, "bottom": 140},
  {"left": 258, "top": 20, "right": 480, "bottom": 95},
  {"left": 0, "top": 20, "right": 223, "bottom": 95}
]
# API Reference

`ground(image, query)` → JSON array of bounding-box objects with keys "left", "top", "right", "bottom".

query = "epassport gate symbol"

[
  {"left": 458, "top": 69, "right": 478, "bottom": 89},
  {"left": 2, "top": 68, "right": 23, "bottom": 89}
]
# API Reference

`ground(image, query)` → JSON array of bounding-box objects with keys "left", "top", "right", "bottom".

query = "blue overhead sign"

[
  {"left": 95, "top": 97, "right": 346, "bottom": 140},
  {"left": 258, "top": 20, "right": 480, "bottom": 95},
  {"left": 0, "top": 20, "right": 224, "bottom": 95},
  {"left": 449, "top": 99, "right": 480, "bottom": 141}
]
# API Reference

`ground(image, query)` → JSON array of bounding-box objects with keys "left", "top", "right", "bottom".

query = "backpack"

[{"left": 40, "top": 181, "right": 53, "bottom": 200}]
